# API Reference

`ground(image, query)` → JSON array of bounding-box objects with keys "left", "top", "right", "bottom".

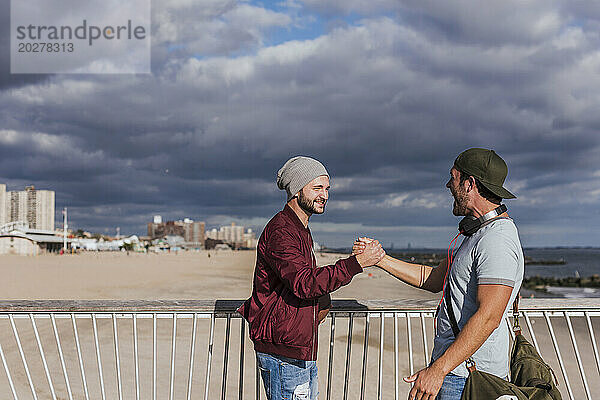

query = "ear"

[{"left": 466, "top": 176, "right": 476, "bottom": 192}]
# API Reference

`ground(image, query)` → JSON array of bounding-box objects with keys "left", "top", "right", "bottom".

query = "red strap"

[
  {"left": 438, "top": 233, "right": 461, "bottom": 310},
  {"left": 434, "top": 233, "right": 461, "bottom": 333}
]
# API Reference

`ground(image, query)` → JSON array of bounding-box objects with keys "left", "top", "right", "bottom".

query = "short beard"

[
  {"left": 452, "top": 186, "right": 469, "bottom": 216},
  {"left": 298, "top": 191, "right": 324, "bottom": 215}
]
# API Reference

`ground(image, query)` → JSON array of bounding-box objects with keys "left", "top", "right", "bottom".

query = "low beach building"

[{"left": 0, "top": 228, "right": 64, "bottom": 255}]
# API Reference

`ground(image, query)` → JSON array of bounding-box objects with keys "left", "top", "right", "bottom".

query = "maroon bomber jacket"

[{"left": 237, "top": 205, "right": 363, "bottom": 361}]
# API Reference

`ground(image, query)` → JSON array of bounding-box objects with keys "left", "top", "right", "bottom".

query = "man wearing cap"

[
  {"left": 238, "top": 156, "right": 385, "bottom": 400},
  {"left": 354, "top": 148, "right": 524, "bottom": 400}
]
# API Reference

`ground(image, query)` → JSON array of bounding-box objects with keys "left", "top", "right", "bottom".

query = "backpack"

[
  {"left": 444, "top": 286, "right": 561, "bottom": 400},
  {"left": 460, "top": 331, "right": 561, "bottom": 400}
]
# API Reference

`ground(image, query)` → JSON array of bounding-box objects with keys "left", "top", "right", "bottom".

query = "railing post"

[
  {"left": 524, "top": 313, "right": 541, "bottom": 354},
  {"left": 112, "top": 313, "right": 123, "bottom": 400},
  {"left": 92, "top": 313, "right": 106, "bottom": 400},
  {"left": 378, "top": 312, "right": 384, "bottom": 400},
  {"left": 394, "top": 312, "right": 399, "bottom": 400},
  {"left": 360, "top": 313, "right": 370, "bottom": 400},
  {"left": 187, "top": 313, "right": 198, "bottom": 400},
  {"left": 51, "top": 313, "right": 73, "bottom": 400},
  {"left": 153, "top": 313, "right": 157, "bottom": 400},
  {"left": 71, "top": 313, "right": 90, "bottom": 400},
  {"left": 30, "top": 313, "right": 57, "bottom": 400},
  {"left": 204, "top": 313, "right": 215, "bottom": 400},
  {"left": 565, "top": 312, "right": 591, "bottom": 400},
  {"left": 169, "top": 313, "right": 178, "bottom": 400},
  {"left": 407, "top": 312, "right": 413, "bottom": 377},
  {"left": 0, "top": 341, "right": 18, "bottom": 400},
  {"left": 585, "top": 311, "right": 600, "bottom": 378},
  {"left": 342, "top": 314, "right": 354, "bottom": 400},
  {"left": 9, "top": 314, "right": 37, "bottom": 400},
  {"left": 221, "top": 314, "right": 232, "bottom": 400},
  {"left": 544, "top": 311, "right": 574, "bottom": 400},
  {"left": 238, "top": 320, "right": 245, "bottom": 400},
  {"left": 133, "top": 314, "right": 140, "bottom": 400},
  {"left": 420, "top": 312, "right": 429, "bottom": 367},
  {"left": 326, "top": 313, "right": 336, "bottom": 400}
]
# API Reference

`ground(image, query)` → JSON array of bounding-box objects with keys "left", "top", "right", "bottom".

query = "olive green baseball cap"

[{"left": 454, "top": 148, "right": 516, "bottom": 199}]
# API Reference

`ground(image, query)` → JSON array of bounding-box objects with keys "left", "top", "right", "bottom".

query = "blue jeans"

[
  {"left": 436, "top": 373, "right": 467, "bottom": 400},
  {"left": 256, "top": 351, "right": 318, "bottom": 400}
]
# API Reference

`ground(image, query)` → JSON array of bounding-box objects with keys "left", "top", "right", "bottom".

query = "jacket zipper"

[
  {"left": 311, "top": 299, "right": 317, "bottom": 360},
  {"left": 310, "top": 246, "right": 317, "bottom": 360}
]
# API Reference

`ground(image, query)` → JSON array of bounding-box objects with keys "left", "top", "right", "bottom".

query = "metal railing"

[{"left": 0, "top": 299, "right": 597, "bottom": 399}]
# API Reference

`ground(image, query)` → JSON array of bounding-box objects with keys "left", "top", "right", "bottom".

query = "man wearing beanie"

[
  {"left": 354, "top": 149, "right": 524, "bottom": 400},
  {"left": 238, "top": 156, "right": 385, "bottom": 400}
]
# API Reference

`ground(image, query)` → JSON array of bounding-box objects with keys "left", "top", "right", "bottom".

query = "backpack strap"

[
  {"left": 445, "top": 279, "right": 476, "bottom": 371},
  {"left": 512, "top": 293, "right": 522, "bottom": 336},
  {"left": 445, "top": 283, "right": 461, "bottom": 338}
]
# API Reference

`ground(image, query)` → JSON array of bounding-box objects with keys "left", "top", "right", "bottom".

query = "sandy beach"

[
  {"left": 0, "top": 251, "right": 438, "bottom": 301},
  {"left": 0, "top": 251, "right": 596, "bottom": 399}
]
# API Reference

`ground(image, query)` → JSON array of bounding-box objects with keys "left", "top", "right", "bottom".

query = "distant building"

[
  {"left": 206, "top": 222, "right": 257, "bottom": 248},
  {"left": 0, "top": 223, "right": 64, "bottom": 255},
  {"left": 147, "top": 216, "right": 205, "bottom": 248},
  {"left": 242, "top": 228, "right": 258, "bottom": 249},
  {"left": 1, "top": 185, "right": 55, "bottom": 231},
  {"left": 148, "top": 220, "right": 184, "bottom": 238},
  {"left": 220, "top": 222, "right": 244, "bottom": 244}
]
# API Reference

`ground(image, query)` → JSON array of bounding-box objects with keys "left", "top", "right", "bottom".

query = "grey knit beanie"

[{"left": 277, "top": 156, "right": 329, "bottom": 201}]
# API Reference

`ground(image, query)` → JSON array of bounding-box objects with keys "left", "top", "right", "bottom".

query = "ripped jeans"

[{"left": 256, "top": 351, "right": 318, "bottom": 400}]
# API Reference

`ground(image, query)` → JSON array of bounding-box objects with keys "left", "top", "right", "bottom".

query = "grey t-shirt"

[{"left": 431, "top": 218, "right": 524, "bottom": 378}]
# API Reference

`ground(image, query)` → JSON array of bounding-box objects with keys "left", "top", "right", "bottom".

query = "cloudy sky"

[{"left": 2, "top": 0, "right": 600, "bottom": 248}]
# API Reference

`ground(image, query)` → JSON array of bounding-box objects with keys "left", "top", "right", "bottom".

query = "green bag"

[
  {"left": 460, "top": 332, "right": 561, "bottom": 400},
  {"left": 456, "top": 298, "right": 561, "bottom": 400}
]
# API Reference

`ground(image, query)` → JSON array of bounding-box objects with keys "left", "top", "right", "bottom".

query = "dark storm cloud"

[
  {"left": 0, "top": 0, "right": 51, "bottom": 89},
  {"left": 1, "top": 0, "right": 599, "bottom": 246}
]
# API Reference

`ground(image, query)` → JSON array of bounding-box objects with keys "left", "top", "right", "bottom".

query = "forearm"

[
  {"left": 376, "top": 255, "right": 434, "bottom": 290},
  {"left": 432, "top": 309, "right": 501, "bottom": 374},
  {"left": 279, "top": 256, "right": 363, "bottom": 299}
]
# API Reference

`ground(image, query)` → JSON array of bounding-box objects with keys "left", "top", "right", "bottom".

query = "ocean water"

[
  {"left": 386, "top": 247, "right": 600, "bottom": 298},
  {"left": 385, "top": 248, "right": 600, "bottom": 278},
  {"left": 337, "top": 247, "right": 600, "bottom": 297},
  {"left": 523, "top": 248, "right": 600, "bottom": 298},
  {"left": 523, "top": 248, "right": 600, "bottom": 278},
  {"left": 543, "top": 286, "right": 600, "bottom": 298}
]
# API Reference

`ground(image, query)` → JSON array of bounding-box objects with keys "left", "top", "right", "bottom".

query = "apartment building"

[{"left": 0, "top": 185, "right": 55, "bottom": 231}]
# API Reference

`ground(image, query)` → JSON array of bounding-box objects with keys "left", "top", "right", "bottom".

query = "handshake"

[{"left": 352, "top": 237, "right": 386, "bottom": 268}]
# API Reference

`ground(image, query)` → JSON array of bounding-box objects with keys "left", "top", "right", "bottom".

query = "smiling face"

[
  {"left": 297, "top": 175, "right": 330, "bottom": 215},
  {"left": 446, "top": 167, "right": 470, "bottom": 216}
]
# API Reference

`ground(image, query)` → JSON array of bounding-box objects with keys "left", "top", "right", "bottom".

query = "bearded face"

[
  {"left": 298, "top": 187, "right": 327, "bottom": 214},
  {"left": 447, "top": 167, "right": 469, "bottom": 216},
  {"left": 296, "top": 175, "right": 329, "bottom": 215},
  {"left": 451, "top": 182, "right": 469, "bottom": 216}
]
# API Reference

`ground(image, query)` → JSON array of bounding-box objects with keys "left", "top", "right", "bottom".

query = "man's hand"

[
  {"left": 352, "top": 237, "right": 373, "bottom": 255},
  {"left": 355, "top": 239, "right": 385, "bottom": 267},
  {"left": 404, "top": 363, "right": 446, "bottom": 400},
  {"left": 318, "top": 308, "right": 329, "bottom": 324}
]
